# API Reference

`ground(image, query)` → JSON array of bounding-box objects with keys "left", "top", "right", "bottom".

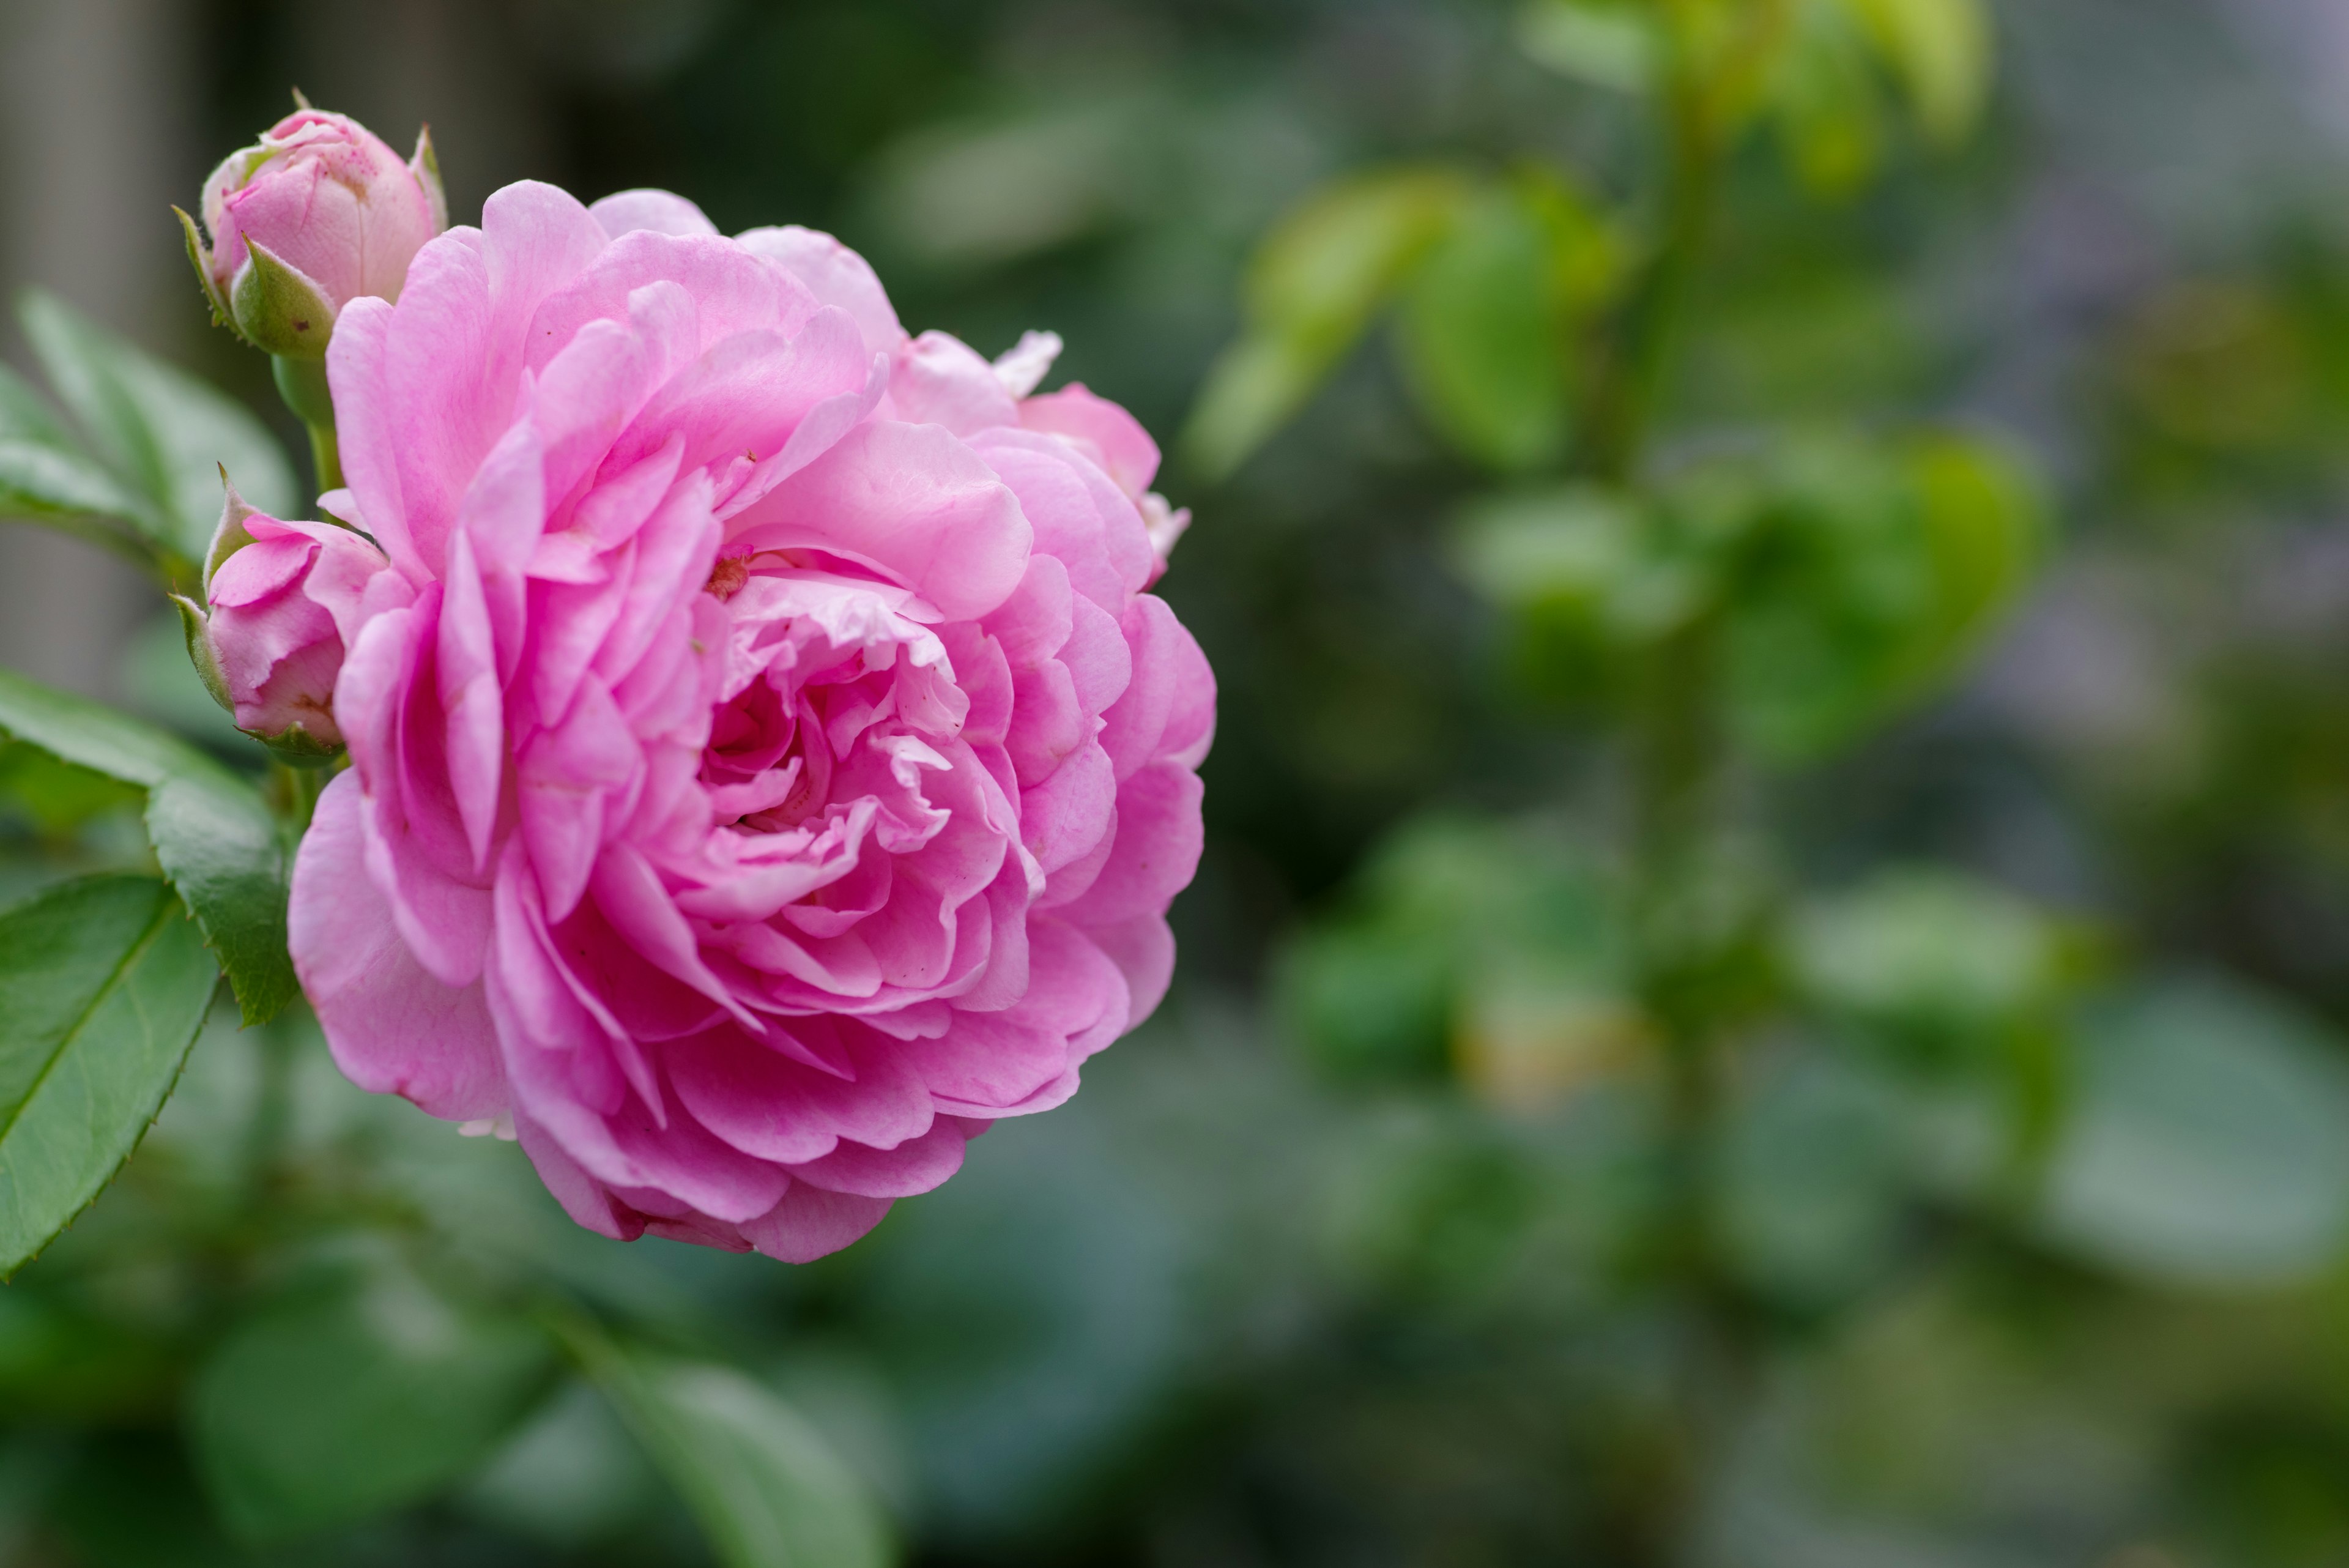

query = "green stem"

[
  {"left": 1583, "top": 69, "right": 1720, "bottom": 486},
  {"left": 305, "top": 423, "right": 343, "bottom": 495},
  {"left": 270, "top": 758, "right": 324, "bottom": 837},
  {"left": 1583, "top": 10, "right": 1765, "bottom": 1558},
  {"left": 272, "top": 354, "right": 342, "bottom": 497}
]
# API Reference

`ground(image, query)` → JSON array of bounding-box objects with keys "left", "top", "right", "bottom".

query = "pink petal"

[
  {"left": 727, "top": 420, "right": 1033, "bottom": 620},
  {"left": 734, "top": 225, "right": 904, "bottom": 357},
  {"left": 589, "top": 188, "right": 721, "bottom": 239},
  {"left": 740, "top": 1183, "right": 893, "bottom": 1264},
  {"left": 784, "top": 1117, "right": 970, "bottom": 1198},
  {"left": 291, "top": 771, "right": 506, "bottom": 1120}
]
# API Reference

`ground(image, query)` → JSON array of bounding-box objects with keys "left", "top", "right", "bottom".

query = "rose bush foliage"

[{"left": 221, "top": 182, "right": 1210, "bottom": 1261}]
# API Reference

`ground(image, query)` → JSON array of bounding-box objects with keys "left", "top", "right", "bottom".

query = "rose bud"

[
  {"left": 178, "top": 480, "right": 404, "bottom": 759},
  {"left": 178, "top": 105, "right": 446, "bottom": 360}
]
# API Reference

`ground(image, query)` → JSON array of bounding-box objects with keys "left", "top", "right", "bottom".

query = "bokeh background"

[{"left": 9, "top": 0, "right": 2349, "bottom": 1564}]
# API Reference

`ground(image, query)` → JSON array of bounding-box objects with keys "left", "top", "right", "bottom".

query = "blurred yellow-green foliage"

[{"left": 12, "top": 1, "right": 2349, "bottom": 1564}]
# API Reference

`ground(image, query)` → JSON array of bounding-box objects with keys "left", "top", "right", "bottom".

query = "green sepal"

[
  {"left": 410, "top": 126, "right": 450, "bottom": 241},
  {"left": 174, "top": 205, "right": 230, "bottom": 328},
  {"left": 229, "top": 239, "right": 338, "bottom": 360},
  {"left": 203, "top": 468, "right": 264, "bottom": 594},
  {"left": 171, "top": 593, "right": 235, "bottom": 716},
  {"left": 254, "top": 725, "right": 341, "bottom": 768}
]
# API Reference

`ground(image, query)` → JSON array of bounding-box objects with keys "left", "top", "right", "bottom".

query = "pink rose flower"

[
  {"left": 286, "top": 182, "right": 1212, "bottom": 1261},
  {"left": 191, "top": 108, "right": 443, "bottom": 354},
  {"left": 201, "top": 513, "right": 396, "bottom": 748}
]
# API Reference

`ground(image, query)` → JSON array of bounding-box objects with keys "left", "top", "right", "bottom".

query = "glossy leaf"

[
  {"left": 17, "top": 291, "right": 297, "bottom": 561},
  {"left": 2040, "top": 978, "right": 2349, "bottom": 1287},
  {"left": 0, "top": 668, "right": 294, "bottom": 1024},
  {"left": 1398, "top": 185, "right": 1572, "bottom": 471},
  {"left": 1842, "top": 0, "right": 1992, "bottom": 145},
  {"left": 574, "top": 1329, "right": 895, "bottom": 1568},
  {"left": 1185, "top": 168, "right": 1467, "bottom": 478},
  {"left": 0, "top": 874, "right": 217, "bottom": 1277},
  {"left": 189, "top": 1268, "right": 557, "bottom": 1539}
]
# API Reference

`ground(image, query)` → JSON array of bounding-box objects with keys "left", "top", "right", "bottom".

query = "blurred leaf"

[
  {"left": 45, "top": 1436, "right": 248, "bottom": 1568},
  {"left": 1455, "top": 485, "right": 1710, "bottom": 639},
  {"left": 0, "top": 668, "right": 294, "bottom": 1024},
  {"left": 1721, "top": 431, "right": 2044, "bottom": 760},
  {"left": 188, "top": 1267, "right": 555, "bottom": 1540},
  {"left": 1280, "top": 815, "right": 1633, "bottom": 1096},
  {"left": 1282, "top": 920, "right": 1457, "bottom": 1083},
  {"left": 0, "top": 874, "right": 216, "bottom": 1278},
  {"left": 1840, "top": 0, "right": 1992, "bottom": 144},
  {"left": 573, "top": 1329, "right": 896, "bottom": 1568},
  {"left": 1398, "top": 185, "right": 1573, "bottom": 471},
  {"left": 1724, "top": 1050, "right": 1911, "bottom": 1309},
  {"left": 0, "top": 1288, "right": 175, "bottom": 1421},
  {"left": 2040, "top": 978, "right": 2349, "bottom": 1288},
  {"left": 1768, "top": 1, "right": 1888, "bottom": 199},
  {"left": 0, "top": 361, "right": 166, "bottom": 568},
  {"left": 0, "top": 743, "right": 146, "bottom": 836},
  {"left": 874, "top": 106, "right": 1135, "bottom": 266},
  {"left": 1902, "top": 432, "right": 2044, "bottom": 659},
  {"left": 1185, "top": 168, "right": 1468, "bottom": 478},
  {"left": 1515, "top": 0, "right": 1659, "bottom": 92},
  {"left": 464, "top": 1378, "right": 661, "bottom": 1550},
  {"left": 1793, "top": 868, "right": 2078, "bottom": 1072},
  {"left": 17, "top": 291, "right": 297, "bottom": 562}
]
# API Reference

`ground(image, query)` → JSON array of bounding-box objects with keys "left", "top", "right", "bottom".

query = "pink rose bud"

[
  {"left": 179, "top": 106, "right": 446, "bottom": 359},
  {"left": 180, "top": 482, "right": 399, "bottom": 756}
]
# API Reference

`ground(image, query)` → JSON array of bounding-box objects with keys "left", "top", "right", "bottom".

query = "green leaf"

[
  {"left": 0, "top": 742, "right": 146, "bottom": 835},
  {"left": 1184, "top": 168, "right": 1468, "bottom": 479},
  {"left": 1397, "top": 185, "right": 1572, "bottom": 472},
  {"left": 1840, "top": 0, "right": 1992, "bottom": 145},
  {"left": 0, "top": 667, "right": 294, "bottom": 1025},
  {"left": 1768, "top": 0, "right": 1888, "bottom": 199},
  {"left": 1515, "top": 0, "right": 1660, "bottom": 92},
  {"left": 1899, "top": 433, "right": 2044, "bottom": 681},
  {"left": 17, "top": 291, "right": 297, "bottom": 561},
  {"left": 0, "top": 436, "right": 156, "bottom": 527},
  {"left": 573, "top": 1328, "right": 895, "bottom": 1568},
  {"left": 2039, "top": 978, "right": 2349, "bottom": 1287},
  {"left": 1718, "top": 431, "right": 2044, "bottom": 760},
  {"left": 1723, "top": 1052, "right": 1910, "bottom": 1308},
  {"left": 0, "top": 874, "right": 218, "bottom": 1277},
  {"left": 188, "top": 1268, "right": 557, "bottom": 1539},
  {"left": 0, "top": 362, "right": 163, "bottom": 565},
  {"left": 1792, "top": 868, "right": 2077, "bottom": 1069}
]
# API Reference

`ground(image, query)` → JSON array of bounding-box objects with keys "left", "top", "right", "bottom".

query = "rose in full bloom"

[
  {"left": 185, "top": 108, "right": 445, "bottom": 355},
  {"left": 198, "top": 510, "right": 395, "bottom": 749},
  {"left": 280, "top": 182, "right": 1211, "bottom": 1261}
]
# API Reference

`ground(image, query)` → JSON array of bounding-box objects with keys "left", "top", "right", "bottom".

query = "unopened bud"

[
  {"left": 188, "top": 476, "right": 393, "bottom": 758},
  {"left": 182, "top": 106, "right": 444, "bottom": 359}
]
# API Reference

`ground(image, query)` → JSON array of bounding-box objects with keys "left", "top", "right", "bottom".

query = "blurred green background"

[{"left": 10, "top": 0, "right": 2349, "bottom": 1564}]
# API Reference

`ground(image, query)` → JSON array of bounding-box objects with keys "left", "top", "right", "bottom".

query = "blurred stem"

[
  {"left": 1581, "top": 14, "right": 1722, "bottom": 485},
  {"left": 1593, "top": 9, "right": 1767, "bottom": 1558}
]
